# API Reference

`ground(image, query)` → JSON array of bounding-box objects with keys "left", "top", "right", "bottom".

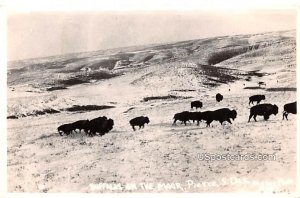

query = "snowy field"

[{"left": 7, "top": 30, "right": 296, "bottom": 192}]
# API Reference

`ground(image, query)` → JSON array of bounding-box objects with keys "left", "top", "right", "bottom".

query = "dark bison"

[
  {"left": 72, "top": 120, "right": 90, "bottom": 133},
  {"left": 173, "top": 111, "right": 203, "bottom": 126},
  {"left": 100, "top": 118, "right": 114, "bottom": 134},
  {"left": 249, "top": 95, "right": 265, "bottom": 105},
  {"left": 248, "top": 103, "right": 278, "bottom": 122},
  {"left": 57, "top": 123, "right": 74, "bottom": 136},
  {"left": 173, "top": 111, "right": 190, "bottom": 125},
  {"left": 88, "top": 116, "right": 114, "bottom": 136},
  {"left": 191, "top": 101, "right": 203, "bottom": 109},
  {"left": 258, "top": 82, "right": 266, "bottom": 87},
  {"left": 201, "top": 108, "right": 237, "bottom": 127},
  {"left": 188, "top": 112, "right": 203, "bottom": 126},
  {"left": 216, "top": 93, "right": 223, "bottom": 102},
  {"left": 129, "top": 116, "right": 150, "bottom": 131},
  {"left": 283, "top": 101, "right": 296, "bottom": 120}
]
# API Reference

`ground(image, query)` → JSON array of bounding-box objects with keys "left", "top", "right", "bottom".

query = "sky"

[{"left": 7, "top": 10, "right": 296, "bottom": 61}]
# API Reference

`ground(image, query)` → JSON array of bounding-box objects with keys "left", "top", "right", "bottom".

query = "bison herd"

[
  {"left": 173, "top": 108, "right": 237, "bottom": 127},
  {"left": 58, "top": 116, "right": 114, "bottom": 136},
  {"left": 58, "top": 93, "right": 297, "bottom": 136}
]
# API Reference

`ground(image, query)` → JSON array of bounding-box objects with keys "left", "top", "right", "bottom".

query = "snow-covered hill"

[{"left": 7, "top": 30, "right": 297, "bottom": 192}]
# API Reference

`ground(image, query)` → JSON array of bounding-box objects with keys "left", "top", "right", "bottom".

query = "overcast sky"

[{"left": 7, "top": 10, "right": 296, "bottom": 61}]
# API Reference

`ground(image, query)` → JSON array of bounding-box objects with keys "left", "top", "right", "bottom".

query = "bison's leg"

[
  {"left": 173, "top": 119, "right": 177, "bottom": 125},
  {"left": 88, "top": 131, "right": 94, "bottom": 137},
  {"left": 99, "top": 131, "right": 105, "bottom": 136},
  {"left": 58, "top": 131, "right": 64, "bottom": 136},
  {"left": 253, "top": 115, "right": 257, "bottom": 122},
  {"left": 264, "top": 114, "right": 269, "bottom": 121},
  {"left": 132, "top": 125, "right": 136, "bottom": 131},
  {"left": 282, "top": 112, "right": 286, "bottom": 120},
  {"left": 248, "top": 113, "right": 253, "bottom": 122},
  {"left": 197, "top": 120, "right": 200, "bottom": 126},
  {"left": 139, "top": 125, "right": 142, "bottom": 129},
  {"left": 93, "top": 131, "right": 98, "bottom": 136},
  {"left": 284, "top": 112, "right": 288, "bottom": 120},
  {"left": 86, "top": 129, "right": 91, "bottom": 136},
  {"left": 183, "top": 120, "right": 187, "bottom": 126},
  {"left": 142, "top": 124, "right": 145, "bottom": 128},
  {"left": 257, "top": 100, "right": 261, "bottom": 105},
  {"left": 226, "top": 118, "right": 232, "bottom": 124},
  {"left": 282, "top": 112, "right": 288, "bottom": 120},
  {"left": 206, "top": 120, "right": 212, "bottom": 127}
]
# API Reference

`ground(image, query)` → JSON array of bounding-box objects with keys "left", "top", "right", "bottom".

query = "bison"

[
  {"left": 248, "top": 103, "right": 278, "bottom": 122},
  {"left": 283, "top": 101, "right": 296, "bottom": 120},
  {"left": 173, "top": 111, "right": 203, "bottom": 126},
  {"left": 88, "top": 116, "right": 114, "bottom": 136},
  {"left": 216, "top": 93, "right": 223, "bottom": 102},
  {"left": 249, "top": 95, "right": 265, "bottom": 105},
  {"left": 99, "top": 118, "right": 114, "bottom": 135},
  {"left": 191, "top": 101, "right": 203, "bottom": 110},
  {"left": 129, "top": 116, "right": 150, "bottom": 131},
  {"left": 72, "top": 120, "right": 90, "bottom": 134},
  {"left": 258, "top": 81, "right": 266, "bottom": 87},
  {"left": 57, "top": 123, "right": 74, "bottom": 136},
  {"left": 189, "top": 112, "right": 203, "bottom": 126},
  {"left": 201, "top": 108, "right": 237, "bottom": 127},
  {"left": 173, "top": 111, "right": 191, "bottom": 125}
]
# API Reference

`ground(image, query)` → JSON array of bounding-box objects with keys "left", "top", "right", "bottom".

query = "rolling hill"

[{"left": 7, "top": 29, "right": 297, "bottom": 193}]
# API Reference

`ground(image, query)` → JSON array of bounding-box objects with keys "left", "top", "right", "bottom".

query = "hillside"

[{"left": 7, "top": 30, "right": 297, "bottom": 193}]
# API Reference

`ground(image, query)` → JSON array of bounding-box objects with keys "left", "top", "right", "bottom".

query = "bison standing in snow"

[
  {"left": 57, "top": 123, "right": 74, "bottom": 136},
  {"left": 88, "top": 116, "right": 114, "bottom": 136},
  {"left": 57, "top": 116, "right": 113, "bottom": 137},
  {"left": 249, "top": 94, "right": 266, "bottom": 105},
  {"left": 216, "top": 93, "right": 223, "bottom": 102},
  {"left": 191, "top": 101, "right": 203, "bottom": 110},
  {"left": 173, "top": 111, "right": 203, "bottom": 126},
  {"left": 248, "top": 103, "right": 278, "bottom": 122},
  {"left": 201, "top": 108, "right": 237, "bottom": 127},
  {"left": 100, "top": 118, "right": 114, "bottom": 135},
  {"left": 129, "top": 116, "right": 150, "bottom": 131},
  {"left": 173, "top": 111, "right": 191, "bottom": 125},
  {"left": 283, "top": 101, "right": 297, "bottom": 120}
]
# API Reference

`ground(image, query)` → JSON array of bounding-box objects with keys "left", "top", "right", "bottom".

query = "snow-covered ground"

[{"left": 7, "top": 30, "right": 296, "bottom": 192}]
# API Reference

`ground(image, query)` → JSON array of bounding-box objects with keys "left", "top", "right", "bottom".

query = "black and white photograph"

[{"left": 3, "top": 1, "right": 298, "bottom": 194}]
